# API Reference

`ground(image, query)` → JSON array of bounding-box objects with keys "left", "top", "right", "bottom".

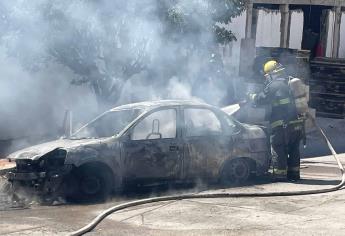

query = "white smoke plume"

[{"left": 0, "top": 0, "right": 241, "bottom": 153}]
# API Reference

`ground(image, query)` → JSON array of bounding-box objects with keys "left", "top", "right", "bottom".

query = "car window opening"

[{"left": 73, "top": 109, "right": 143, "bottom": 139}]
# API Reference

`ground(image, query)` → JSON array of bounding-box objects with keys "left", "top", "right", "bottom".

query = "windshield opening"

[{"left": 72, "top": 109, "right": 143, "bottom": 139}]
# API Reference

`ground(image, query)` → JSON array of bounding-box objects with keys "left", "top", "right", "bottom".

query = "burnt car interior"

[
  {"left": 131, "top": 109, "right": 177, "bottom": 140},
  {"left": 73, "top": 109, "right": 143, "bottom": 138},
  {"left": 146, "top": 119, "right": 161, "bottom": 139},
  {"left": 184, "top": 108, "right": 223, "bottom": 137}
]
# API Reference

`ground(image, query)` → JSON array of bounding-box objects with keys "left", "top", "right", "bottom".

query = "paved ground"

[{"left": 1, "top": 154, "right": 345, "bottom": 236}]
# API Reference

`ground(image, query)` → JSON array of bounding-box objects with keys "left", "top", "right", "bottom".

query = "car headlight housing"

[{"left": 40, "top": 149, "right": 67, "bottom": 170}]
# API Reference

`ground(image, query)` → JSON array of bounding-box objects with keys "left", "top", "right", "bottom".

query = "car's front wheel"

[
  {"left": 220, "top": 158, "right": 251, "bottom": 186},
  {"left": 66, "top": 164, "right": 113, "bottom": 202}
]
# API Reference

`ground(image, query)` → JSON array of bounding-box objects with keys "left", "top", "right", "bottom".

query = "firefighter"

[{"left": 248, "top": 60, "right": 304, "bottom": 181}]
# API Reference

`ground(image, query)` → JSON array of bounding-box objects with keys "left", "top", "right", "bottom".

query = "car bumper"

[
  {"left": 6, "top": 165, "right": 73, "bottom": 195},
  {"left": 6, "top": 171, "right": 46, "bottom": 181}
]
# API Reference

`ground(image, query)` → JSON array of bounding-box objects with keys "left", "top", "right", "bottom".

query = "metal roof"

[
  {"left": 251, "top": 0, "right": 345, "bottom": 7},
  {"left": 109, "top": 100, "right": 211, "bottom": 111}
]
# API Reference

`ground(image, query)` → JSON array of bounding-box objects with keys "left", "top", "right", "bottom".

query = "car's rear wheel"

[{"left": 220, "top": 158, "right": 251, "bottom": 186}]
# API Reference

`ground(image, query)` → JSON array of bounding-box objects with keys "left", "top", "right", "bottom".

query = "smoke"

[{"left": 0, "top": 0, "right": 240, "bottom": 153}]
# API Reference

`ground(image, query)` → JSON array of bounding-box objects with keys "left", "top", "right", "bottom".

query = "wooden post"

[
  {"left": 245, "top": 2, "right": 254, "bottom": 39},
  {"left": 280, "top": 4, "right": 290, "bottom": 48}
]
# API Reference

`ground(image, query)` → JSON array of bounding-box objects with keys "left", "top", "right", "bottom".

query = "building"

[
  {"left": 221, "top": 0, "right": 345, "bottom": 118},
  {"left": 236, "top": 0, "right": 345, "bottom": 73}
]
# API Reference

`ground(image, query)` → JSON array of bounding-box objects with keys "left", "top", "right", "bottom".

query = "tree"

[
  {"left": 2, "top": 0, "right": 246, "bottom": 109},
  {"left": 162, "top": 0, "right": 245, "bottom": 44}
]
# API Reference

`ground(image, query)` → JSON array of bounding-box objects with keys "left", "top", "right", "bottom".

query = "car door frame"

[
  {"left": 181, "top": 105, "right": 238, "bottom": 182},
  {"left": 120, "top": 105, "right": 184, "bottom": 184}
]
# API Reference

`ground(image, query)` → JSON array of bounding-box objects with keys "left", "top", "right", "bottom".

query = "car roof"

[{"left": 109, "top": 100, "right": 213, "bottom": 112}]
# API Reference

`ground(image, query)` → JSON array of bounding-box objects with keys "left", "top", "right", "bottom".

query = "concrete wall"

[
  {"left": 219, "top": 11, "right": 246, "bottom": 76},
  {"left": 222, "top": 8, "right": 304, "bottom": 76},
  {"left": 325, "top": 10, "right": 335, "bottom": 57},
  {"left": 255, "top": 9, "right": 303, "bottom": 49},
  {"left": 255, "top": 9, "right": 281, "bottom": 47},
  {"left": 224, "top": 7, "right": 345, "bottom": 70},
  {"left": 289, "top": 10, "right": 304, "bottom": 49},
  {"left": 325, "top": 10, "right": 345, "bottom": 58},
  {"left": 339, "top": 12, "right": 345, "bottom": 58}
]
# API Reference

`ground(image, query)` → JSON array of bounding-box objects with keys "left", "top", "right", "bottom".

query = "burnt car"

[{"left": 6, "top": 100, "right": 270, "bottom": 201}]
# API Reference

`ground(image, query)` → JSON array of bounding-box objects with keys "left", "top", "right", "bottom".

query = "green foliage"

[
  {"left": 214, "top": 25, "right": 237, "bottom": 44},
  {"left": 162, "top": 0, "right": 245, "bottom": 44},
  {"left": 211, "top": 0, "right": 246, "bottom": 24}
]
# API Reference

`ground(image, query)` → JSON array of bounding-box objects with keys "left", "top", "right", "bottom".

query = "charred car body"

[{"left": 6, "top": 100, "right": 270, "bottom": 200}]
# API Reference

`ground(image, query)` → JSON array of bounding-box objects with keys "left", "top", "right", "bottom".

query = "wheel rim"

[
  {"left": 230, "top": 159, "right": 249, "bottom": 181},
  {"left": 81, "top": 176, "right": 102, "bottom": 195}
]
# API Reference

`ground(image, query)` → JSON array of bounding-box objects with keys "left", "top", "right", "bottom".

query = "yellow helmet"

[{"left": 263, "top": 60, "right": 279, "bottom": 74}]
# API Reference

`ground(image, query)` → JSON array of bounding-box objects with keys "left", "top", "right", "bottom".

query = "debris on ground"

[{"left": 0, "top": 177, "right": 30, "bottom": 211}]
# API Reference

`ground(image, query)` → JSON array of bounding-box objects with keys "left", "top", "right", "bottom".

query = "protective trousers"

[{"left": 271, "top": 125, "right": 302, "bottom": 180}]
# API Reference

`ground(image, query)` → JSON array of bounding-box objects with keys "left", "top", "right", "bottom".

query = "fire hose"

[{"left": 69, "top": 113, "right": 345, "bottom": 236}]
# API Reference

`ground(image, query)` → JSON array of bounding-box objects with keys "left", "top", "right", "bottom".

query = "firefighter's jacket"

[{"left": 251, "top": 77, "right": 300, "bottom": 130}]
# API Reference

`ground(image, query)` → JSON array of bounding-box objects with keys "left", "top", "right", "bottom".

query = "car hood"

[{"left": 7, "top": 138, "right": 104, "bottom": 161}]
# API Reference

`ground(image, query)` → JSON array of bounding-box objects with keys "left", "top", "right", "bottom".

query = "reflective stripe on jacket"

[
  {"left": 251, "top": 78, "right": 298, "bottom": 129},
  {"left": 271, "top": 118, "right": 304, "bottom": 129}
]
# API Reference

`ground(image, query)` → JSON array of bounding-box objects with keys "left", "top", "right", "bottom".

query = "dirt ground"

[{"left": 1, "top": 154, "right": 345, "bottom": 236}]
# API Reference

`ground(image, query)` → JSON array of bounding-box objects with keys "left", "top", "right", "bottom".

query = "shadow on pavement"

[
  {"left": 295, "top": 178, "right": 340, "bottom": 186},
  {"left": 3, "top": 173, "right": 341, "bottom": 208},
  {"left": 120, "top": 175, "right": 273, "bottom": 200}
]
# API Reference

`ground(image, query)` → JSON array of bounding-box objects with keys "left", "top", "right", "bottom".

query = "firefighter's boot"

[
  {"left": 272, "top": 168, "right": 288, "bottom": 182},
  {"left": 287, "top": 167, "right": 300, "bottom": 181}
]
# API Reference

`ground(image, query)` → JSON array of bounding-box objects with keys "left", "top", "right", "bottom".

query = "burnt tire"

[
  {"left": 66, "top": 165, "right": 113, "bottom": 203},
  {"left": 0, "top": 180, "right": 11, "bottom": 193},
  {"left": 220, "top": 158, "right": 250, "bottom": 186}
]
